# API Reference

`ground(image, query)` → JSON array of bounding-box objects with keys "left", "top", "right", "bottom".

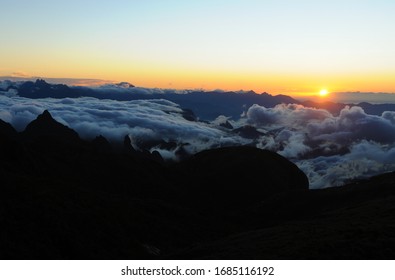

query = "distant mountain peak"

[
  {"left": 35, "top": 79, "right": 49, "bottom": 86},
  {"left": 115, "top": 82, "right": 135, "bottom": 88}
]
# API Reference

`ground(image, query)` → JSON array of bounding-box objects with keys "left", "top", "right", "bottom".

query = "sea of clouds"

[
  {"left": 245, "top": 104, "right": 395, "bottom": 188},
  {"left": 0, "top": 94, "right": 248, "bottom": 159},
  {"left": 1, "top": 82, "right": 395, "bottom": 189}
]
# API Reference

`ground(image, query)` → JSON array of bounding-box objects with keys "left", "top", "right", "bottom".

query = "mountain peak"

[
  {"left": 35, "top": 79, "right": 49, "bottom": 86},
  {"left": 116, "top": 82, "right": 135, "bottom": 88},
  {"left": 39, "top": 109, "right": 52, "bottom": 120},
  {"left": 23, "top": 110, "right": 80, "bottom": 142}
]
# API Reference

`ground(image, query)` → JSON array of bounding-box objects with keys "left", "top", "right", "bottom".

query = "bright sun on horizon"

[{"left": 319, "top": 89, "right": 329, "bottom": 97}]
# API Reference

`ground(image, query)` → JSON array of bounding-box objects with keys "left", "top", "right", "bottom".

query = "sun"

[{"left": 319, "top": 89, "right": 329, "bottom": 97}]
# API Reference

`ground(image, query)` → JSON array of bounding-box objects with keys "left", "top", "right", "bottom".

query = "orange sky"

[{"left": 1, "top": 1, "right": 395, "bottom": 98}]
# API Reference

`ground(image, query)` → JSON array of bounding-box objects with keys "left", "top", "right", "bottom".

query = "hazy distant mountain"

[
  {"left": 5, "top": 79, "right": 302, "bottom": 120},
  {"left": 158, "top": 91, "right": 301, "bottom": 120},
  {"left": 18, "top": 79, "right": 81, "bottom": 99},
  {"left": 4, "top": 79, "right": 395, "bottom": 120}
]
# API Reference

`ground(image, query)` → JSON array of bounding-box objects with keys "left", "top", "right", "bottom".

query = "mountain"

[
  {"left": 23, "top": 110, "right": 80, "bottom": 141},
  {"left": 10, "top": 80, "right": 302, "bottom": 120},
  {"left": 7, "top": 79, "right": 395, "bottom": 120},
  {"left": 156, "top": 91, "right": 301, "bottom": 120},
  {"left": 1, "top": 110, "right": 395, "bottom": 259},
  {"left": 18, "top": 79, "right": 81, "bottom": 99}
]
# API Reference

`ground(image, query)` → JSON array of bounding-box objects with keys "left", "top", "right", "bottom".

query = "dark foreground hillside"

[{"left": 1, "top": 110, "right": 395, "bottom": 259}]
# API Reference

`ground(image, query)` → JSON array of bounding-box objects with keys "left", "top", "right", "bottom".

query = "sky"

[{"left": 1, "top": 0, "right": 395, "bottom": 97}]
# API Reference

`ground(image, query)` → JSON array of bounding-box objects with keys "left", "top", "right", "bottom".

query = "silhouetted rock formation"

[{"left": 23, "top": 110, "right": 80, "bottom": 143}]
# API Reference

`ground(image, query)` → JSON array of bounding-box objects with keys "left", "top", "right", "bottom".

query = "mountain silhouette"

[
  {"left": 1, "top": 110, "right": 395, "bottom": 260},
  {"left": 18, "top": 79, "right": 80, "bottom": 98},
  {"left": 23, "top": 110, "right": 80, "bottom": 143}
]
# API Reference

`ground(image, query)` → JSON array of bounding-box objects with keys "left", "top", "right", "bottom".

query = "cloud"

[
  {"left": 10, "top": 72, "right": 31, "bottom": 78},
  {"left": 247, "top": 103, "right": 333, "bottom": 128},
  {"left": 0, "top": 95, "right": 248, "bottom": 159},
  {"left": 0, "top": 80, "right": 19, "bottom": 97},
  {"left": 245, "top": 103, "right": 395, "bottom": 188},
  {"left": 90, "top": 84, "right": 191, "bottom": 96},
  {"left": 298, "top": 141, "right": 395, "bottom": 188},
  {"left": 1, "top": 86, "right": 395, "bottom": 189}
]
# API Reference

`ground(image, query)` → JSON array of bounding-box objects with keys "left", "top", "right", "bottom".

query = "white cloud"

[
  {"left": 2, "top": 91, "right": 395, "bottom": 189},
  {"left": 0, "top": 95, "right": 246, "bottom": 160},
  {"left": 246, "top": 103, "right": 395, "bottom": 188}
]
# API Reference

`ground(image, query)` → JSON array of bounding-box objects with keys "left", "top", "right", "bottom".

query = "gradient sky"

[{"left": 1, "top": 0, "right": 395, "bottom": 96}]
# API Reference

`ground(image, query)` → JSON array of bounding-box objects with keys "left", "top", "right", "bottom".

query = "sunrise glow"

[{"left": 0, "top": 1, "right": 394, "bottom": 97}]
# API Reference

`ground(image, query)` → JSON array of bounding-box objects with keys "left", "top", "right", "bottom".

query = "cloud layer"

[
  {"left": 245, "top": 104, "right": 395, "bottom": 188},
  {"left": 0, "top": 95, "right": 250, "bottom": 159},
  {"left": 2, "top": 83, "right": 395, "bottom": 189}
]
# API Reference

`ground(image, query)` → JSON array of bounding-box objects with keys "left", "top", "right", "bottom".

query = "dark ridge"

[{"left": 18, "top": 79, "right": 80, "bottom": 99}]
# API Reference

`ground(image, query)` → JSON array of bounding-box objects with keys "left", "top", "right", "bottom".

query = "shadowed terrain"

[{"left": 1, "top": 110, "right": 395, "bottom": 259}]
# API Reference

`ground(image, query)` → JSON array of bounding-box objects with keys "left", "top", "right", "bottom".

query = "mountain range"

[
  {"left": 3, "top": 79, "right": 395, "bottom": 120},
  {"left": 1, "top": 110, "right": 395, "bottom": 259}
]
